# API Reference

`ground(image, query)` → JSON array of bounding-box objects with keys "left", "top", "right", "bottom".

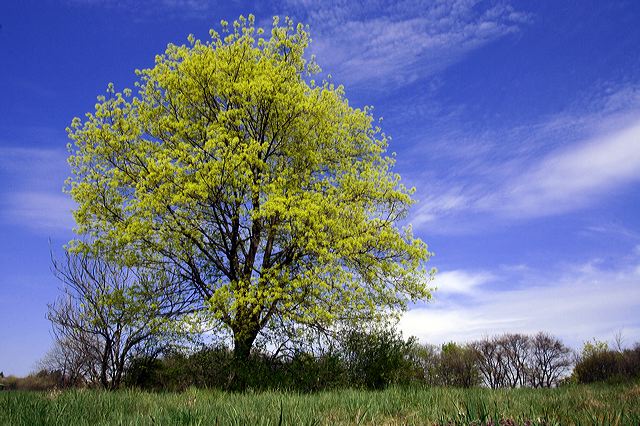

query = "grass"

[{"left": 1, "top": 384, "right": 639, "bottom": 425}]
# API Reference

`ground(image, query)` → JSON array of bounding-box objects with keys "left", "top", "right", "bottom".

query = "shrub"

[
  {"left": 620, "top": 344, "right": 640, "bottom": 380},
  {"left": 341, "top": 327, "right": 417, "bottom": 389},
  {"left": 438, "top": 342, "right": 480, "bottom": 388},
  {"left": 574, "top": 342, "right": 640, "bottom": 384},
  {"left": 574, "top": 350, "right": 623, "bottom": 383}
]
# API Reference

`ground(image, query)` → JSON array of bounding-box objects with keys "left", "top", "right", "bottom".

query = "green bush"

[
  {"left": 123, "top": 328, "right": 418, "bottom": 392},
  {"left": 574, "top": 350, "right": 623, "bottom": 383},
  {"left": 341, "top": 327, "right": 417, "bottom": 389},
  {"left": 574, "top": 343, "right": 640, "bottom": 384},
  {"left": 438, "top": 342, "right": 480, "bottom": 388}
]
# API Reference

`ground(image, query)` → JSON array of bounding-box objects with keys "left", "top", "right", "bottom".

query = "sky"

[{"left": 1, "top": 0, "right": 639, "bottom": 375}]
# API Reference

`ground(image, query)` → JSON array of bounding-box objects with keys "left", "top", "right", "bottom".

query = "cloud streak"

[
  {"left": 489, "top": 119, "right": 640, "bottom": 218},
  {"left": 1, "top": 191, "right": 75, "bottom": 233},
  {"left": 285, "top": 0, "right": 530, "bottom": 88},
  {"left": 409, "top": 86, "right": 640, "bottom": 232},
  {"left": 0, "top": 147, "right": 74, "bottom": 234}
]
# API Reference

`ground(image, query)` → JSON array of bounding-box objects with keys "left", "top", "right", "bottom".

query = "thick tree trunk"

[
  {"left": 229, "top": 324, "right": 260, "bottom": 391},
  {"left": 233, "top": 335, "right": 255, "bottom": 361}
]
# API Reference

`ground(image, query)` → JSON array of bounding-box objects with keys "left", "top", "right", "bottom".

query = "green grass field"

[{"left": 1, "top": 384, "right": 638, "bottom": 425}]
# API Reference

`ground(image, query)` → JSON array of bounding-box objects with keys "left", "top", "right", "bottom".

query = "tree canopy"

[{"left": 66, "top": 15, "right": 432, "bottom": 361}]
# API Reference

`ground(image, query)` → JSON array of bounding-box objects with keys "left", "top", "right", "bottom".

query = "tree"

[
  {"left": 48, "top": 249, "right": 193, "bottom": 389},
  {"left": 341, "top": 327, "right": 416, "bottom": 389},
  {"left": 499, "top": 333, "right": 530, "bottom": 388},
  {"left": 580, "top": 338, "right": 609, "bottom": 359},
  {"left": 527, "top": 332, "right": 572, "bottom": 388},
  {"left": 438, "top": 342, "right": 480, "bottom": 388},
  {"left": 409, "top": 343, "right": 441, "bottom": 385},
  {"left": 471, "top": 337, "right": 506, "bottom": 389},
  {"left": 65, "top": 15, "right": 431, "bottom": 368},
  {"left": 38, "top": 334, "right": 92, "bottom": 388}
]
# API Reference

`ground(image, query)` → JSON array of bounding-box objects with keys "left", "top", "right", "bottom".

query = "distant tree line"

[{"left": 470, "top": 333, "right": 574, "bottom": 388}]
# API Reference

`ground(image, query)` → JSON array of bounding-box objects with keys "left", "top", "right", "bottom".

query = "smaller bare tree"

[
  {"left": 471, "top": 337, "right": 506, "bottom": 389},
  {"left": 38, "top": 334, "right": 95, "bottom": 387},
  {"left": 499, "top": 333, "right": 530, "bottom": 388},
  {"left": 48, "top": 249, "right": 197, "bottom": 389},
  {"left": 527, "top": 332, "right": 573, "bottom": 388}
]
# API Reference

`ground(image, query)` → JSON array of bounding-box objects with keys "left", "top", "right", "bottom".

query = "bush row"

[
  {"left": 121, "top": 330, "right": 600, "bottom": 392},
  {"left": 125, "top": 328, "right": 418, "bottom": 391}
]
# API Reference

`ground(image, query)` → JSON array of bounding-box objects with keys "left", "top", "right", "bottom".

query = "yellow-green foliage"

[{"left": 66, "top": 15, "right": 432, "bottom": 349}]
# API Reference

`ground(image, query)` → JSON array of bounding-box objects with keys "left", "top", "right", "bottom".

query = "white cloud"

[
  {"left": 400, "top": 260, "right": 640, "bottom": 349},
  {"left": 491, "top": 119, "right": 640, "bottom": 218},
  {"left": 285, "top": 0, "right": 530, "bottom": 88},
  {"left": 433, "top": 269, "right": 495, "bottom": 295}
]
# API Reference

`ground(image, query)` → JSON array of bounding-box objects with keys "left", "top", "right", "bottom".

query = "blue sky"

[{"left": 1, "top": 0, "right": 639, "bottom": 375}]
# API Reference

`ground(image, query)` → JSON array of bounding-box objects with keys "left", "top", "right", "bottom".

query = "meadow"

[{"left": 1, "top": 384, "right": 638, "bottom": 426}]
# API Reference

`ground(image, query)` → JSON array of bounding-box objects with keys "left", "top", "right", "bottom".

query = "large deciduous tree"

[{"left": 66, "top": 15, "right": 431, "bottom": 363}]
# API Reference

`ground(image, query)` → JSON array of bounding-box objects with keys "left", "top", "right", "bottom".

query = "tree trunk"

[
  {"left": 229, "top": 324, "right": 260, "bottom": 391},
  {"left": 233, "top": 335, "right": 255, "bottom": 361}
]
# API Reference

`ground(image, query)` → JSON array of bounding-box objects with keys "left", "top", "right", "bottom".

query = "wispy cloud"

[
  {"left": 401, "top": 256, "right": 640, "bottom": 348},
  {"left": 0, "top": 147, "right": 66, "bottom": 182},
  {"left": 284, "top": 0, "right": 531, "bottom": 89},
  {"left": 1, "top": 191, "right": 75, "bottom": 232},
  {"left": 583, "top": 223, "right": 640, "bottom": 241},
  {"left": 65, "top": 0, "right": 530, "bottom": 86},
  {"left": 500, "top": 121, "right": 640, "bottom": 216},
  {"left": 0, "top": 146, "right": 73, "bottom": 234},
  {"left": 489, "top": 119, "right": 640, "bottom": 218},
  {"left": 409, "top": 85, "right": 640, "bottom": 231}
]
